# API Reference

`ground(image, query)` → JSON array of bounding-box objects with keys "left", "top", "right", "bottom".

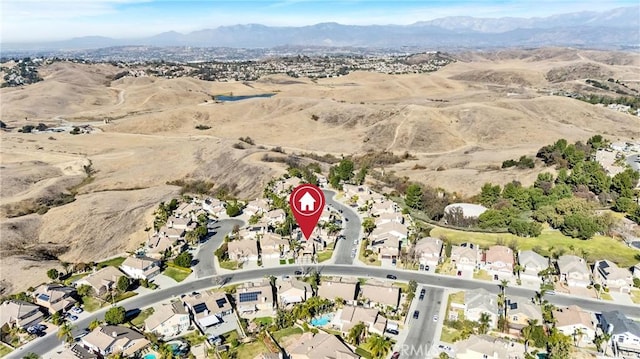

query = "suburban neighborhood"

[{"left": 1, "top": 155, "right": 639, "bottom": 359}]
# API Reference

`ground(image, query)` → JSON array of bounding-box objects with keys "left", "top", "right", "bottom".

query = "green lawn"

[
  {"left": 440, "top": 327, "right": 459, "bottom": 343},
  {"left": 97, "top": 256, "right": 126, "bottom": 268},
  {"left": 436, "top": 258, "right": 456, "bottom": 275},
  {"left": 235, "top": 340, "right": 269, "bottom": 359},
  {"left": 272, "top": 327, "right": 303, "bottom": 342},
  {"left": 473, "top": 269, "right": 492, "bottom": 281},
  {"left": 64, "top": 272, "right": 89, "bottom": 285},
  {"left": 114, "top": 291, "right": 138, "bottom": 303},
  {"left": 130, "top": 307, "right": 154, "bottom": 328},
  {"left": 600, "top": 292, "right": 613, "bottom": 301},
  {"left": 180, "top": 331, "right": 207, "bottom": 346},
  {"left": 288, "top": 258, "right": 295, "bottom": 264},
  {"left": 358, "top": 240, "right": 381, "bottom": 266},
  {"left": 430, "top": 226, "right": 637, "bottom": 267},
  {"left": 630, "top": 290, "right": 640, "bottom": 304},
  {"left": 82, "top": 296, "right": 103, "bottom": 312},
  {"left": 0, "top": 344, "right": 13, "bottom": 358},
  {"left": 355, "top": 347, "right": 373, "bottom": 359},
  {"left": 253, "top": 317, "right": 273, "bottom": 326},
  {"left": 317, "top": 250, "right": 333, "bottom": 263},
  {"left": 163, "top": 266, "right": 192, "bottom": 282},
  {"left": 220, "top": 260, "right": 241, "bottom": 270},
  {"left": 449, "top": 291, "right": 465, "bottom": 305}
]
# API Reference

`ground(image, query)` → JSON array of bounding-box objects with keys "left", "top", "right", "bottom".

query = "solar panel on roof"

[
  {"left": 238, "top": 291, "right": 260, "bottom": 303},
  {"left": 215, "top": 298, "right": 227, "bottom": 308},
  {"left": 38, "top": 294, "right": 50, "bottom": 302},
  {"left": 193, "top": 303, "right": 208, "bottom": 313}
]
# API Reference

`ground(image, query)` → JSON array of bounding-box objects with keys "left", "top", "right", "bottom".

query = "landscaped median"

[{"left": 162, "top": 262, "right": 193, "bottom": 282}]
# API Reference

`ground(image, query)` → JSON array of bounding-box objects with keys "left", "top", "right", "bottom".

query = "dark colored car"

[
  {"left": 386, "top": 329, "right": 399, "bottom": 335},
  {"left": 413, "top": 310, "right": 420, "bottom": 319},
  {"left": 391, "top": 352, "right": 400, "bottom": 359},
  {"left": 419, "top": 288, "right": 426, "bottom": 300},
  {"left": 386, "top": 274, "right": 397, "bottom": 280},
  {"left": 294, "top": 270, "right": 303, "bottom": 275}
]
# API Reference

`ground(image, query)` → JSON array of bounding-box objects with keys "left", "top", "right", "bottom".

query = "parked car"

[
  {"left": 71, "top": 307, "right": 83, "bottom": 314},
  {"left": 391, "top": 352, "right": 400, "bottom": 359},
  {"left": 36, "top": 324, "right": 47, "bottom": 331},
  {"left": 65, "top": 314, "right": 78, "bottom": 321},
  {"left": 386, "top": 274, "right": 397, "bottom": 280},
  {"left": 413, "top": 310, "right": 420, "bottom": 319},
  {"left": 294, "top": 270, "right": 303, "bottom": 275},
  {"left": 386, "top": 329, "right": 399, "bottom": 335},
  {"left": 457, "top": 270, "right": 462, "bottom": 276},
  {"left": 419, "top": 289, "right": 425, "bottom": 301}
]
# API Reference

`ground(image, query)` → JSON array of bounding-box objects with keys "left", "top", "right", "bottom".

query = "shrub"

[
  {"left": 232, "top": 143, "right": 245, "bottom": 150},
  {"left": 174, "top": 252, "right": 193, "bottom": 268},
  {"left": 195, "top": 124, "right": 211, "bottom": 130},
  {"left": 105, "top": 306, "right": 126, "bottom": 325}
]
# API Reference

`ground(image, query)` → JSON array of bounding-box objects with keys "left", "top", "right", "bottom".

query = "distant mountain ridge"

[{"left": 3, "top": 6, "right": 639, "bottom": 51}]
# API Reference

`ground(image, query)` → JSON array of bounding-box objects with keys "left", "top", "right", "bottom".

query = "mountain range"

[{"left": 3, "top": 6, "right": 639, "bottom": 51}]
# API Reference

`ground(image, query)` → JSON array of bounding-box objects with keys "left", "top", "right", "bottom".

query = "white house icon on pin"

[{"left": 299, "top": 192, "right": 316, "bottom": 211}]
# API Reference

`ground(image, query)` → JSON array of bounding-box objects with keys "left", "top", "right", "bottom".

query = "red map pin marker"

[{"left": 289, "top": 183, "right": 325, "bottom": 241}]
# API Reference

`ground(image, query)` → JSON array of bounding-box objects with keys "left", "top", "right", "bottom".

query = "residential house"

[
  {"left": 413, "top": 237, "right": 443, "bottom": 269},
  {"left": 518, "top": 250, "right": 548, "bottom": 283},
  {"left": 451, "top": 243, "right": 480, "bottom": 272},
  {"left": 375, "top": 212, "right": 404, "bottom": 226},
  {"left": 317, "top": 278, "right": 358, "bottom": 304},
  {"left": 296, "top": 240, "right": 317, "bottom": 264},
  {"left": 146, "top": 233, "right": 175, "bottom": 259},
  {"left": 463, "top": 289, "right": 499, "bottom": 328},
  {"left": 0, "top": 300, "right": 44, "bottom": 329},
  {"left": 557, "top": 255, "right": 591, "bottom": 288},
  {"left": 360, "top": 281, "right": 400, "bottom": 310},
  {"left": 81, "top": 325, "right": 149, "bottom": 357},
  {"left": 592, "top": 260, "right": 634, "bottom": 293},
  {"left": 66, "top": 343, "right": 99, "bottom": 359},
  {"left": 316, "top": 175, "right": 328, "bottom": 188},
  {"left": 144, "top": 302, "right": 190, "bottom": 339},
  {"left": 600, "top": 310, "right": 640, "bottom": 358},
  {"left": 236, "top": 280, "right": 274, "bottom": 314},
  {"left": 227, "top": 239, "right": 259, "bottom": 262},
  {"left": 202, "top": 198, "right": 226, "bottom": 217},
  {"left": 245, "top": 199, "right": 271, "bottom": 217},
  {"left": 182, "top": 291, "right": 233, "bottom": 331},
  {"left": 506, "top": 297, "right": 543, "bottom": 331},
  {"left": 176, "top": 202, "right": 199, "bottom": 217},
  {"left": 158, "top": 225, "right": 185, "bottom": 240},
  {"left": 369, "top": 222, "right": 407, "bottom": 260},
  {"left": 342, "top": 184, "right": 370, "bottom": 199},
  {"left": 553, "top": 305, "right": 596, "bottom": 347},
  {"left": 287, "top": 331, "right": 359, "bottom": 359},
  {"left": 275, "top": 177, "right": 301, "bottom": 196},
  {"left": 482, "top": 246, "right": 514, "bottom": 280},
  {"left": 265, "top": 209, "right": 286, "bottom": 226},
  {"left": 319, "top": 207, "right": 334, "bottom": 223},
  {"left": 167, "top": 216, "right": 193, "bottom": 230},
  {"left": 32, "top": 284, "right": 77, "bottom": 314},
  {"left": 76, "top": 266, "right": 127, "bottom": 296},
  {"left": 338, "top": 306, "right": 387, "bottom": 335},
  {"left": 120, "top": 256, "right": 161, "bottom": 280},
  {"left": 276, "top": 278, "right": 311, "bottom": 306},
  {"left": 370, "top": 201, "right": 397, "bottom": 216},
  {"left": 453, "top": 335, "right": 525, "bottom": 359},
  {"left": 260, "top": 233, "right": 290, "bottom": 259}
]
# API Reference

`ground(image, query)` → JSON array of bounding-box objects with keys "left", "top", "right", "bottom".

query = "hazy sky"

[{"left": 2, "top": 0, "right": 637, "bottom": 42}]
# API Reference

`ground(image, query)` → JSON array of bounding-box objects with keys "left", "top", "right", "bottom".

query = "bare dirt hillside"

[{"left": 1, "top": 48, "right": 639, "bottom": 293}]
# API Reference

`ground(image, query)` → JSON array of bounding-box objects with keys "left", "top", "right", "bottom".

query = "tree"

[
  {"left": 522, "top": 319, "right": 539, "bottom": 353},
  {"left": 480, "top": 183, "right": 502, "bottom": 207},
  {"left": 438, "top": 353, "right": 450, "bottom": 359},
  {"left": 226, "top": 202, "right": 242, "bottom": 217},
  {"left": 348, "top": 322, "right": 367, "bottom": 345},
  {"left": 478, "top": 312, "right": 491, "bottom": 334},
  {"left": 23, "top": 354, "right": 40, "bottom": 359},
  {"left": 104, "top": 306, "right": 126, "bottom": 325},
  {"left": 405, "top": 184, "right": 424, "bottom": 209},
  {"left": 47, "top": 268, "right": 59, "bottom": 281},
  {"left": 561, "top": 213, "right": 602, "bottom": 240},
  {"left": 89, "top": 319, "right": 101, "bottom": 330},
  {"left": 174, "top": 252, "right": 193, "bottom": 268},
  {"left": 57, "top": 321, "right": 75, "bottom": 345},
  {"left": 77, "top": 284, "right": 93, "bottom": 297},
  {"left": 51, "top": 312, "right": 63, "bottom": 326},
  {"left": 60, "top": 262, "right": 71, "bottom": 275},
  {"left": 548, "top": 328, "right": 572, "bottom": 359},
  {"left": 362, "top": 217, "right": 376, "bottom": 236},
  {"left": 367, "top": 333, "right": 393, "bottom": 358},
  {"left": 116, "top": 276, "right": 130, "bottom": 292}
]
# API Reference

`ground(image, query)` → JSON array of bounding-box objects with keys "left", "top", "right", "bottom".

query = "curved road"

[
  {"left": 324, "top": 189, "right": 361, "bottom": 265},
  {"left": 11, "top": 195, "right": 640, "bottom": 357},
  {"left": 194, "top": 219, "right": 244, "bottom": 278}
]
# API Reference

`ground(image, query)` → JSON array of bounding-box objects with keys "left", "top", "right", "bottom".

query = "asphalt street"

[
  {"left": 193, "top": 219, "right": 244, "bottom": 278},
  {"left": 401, "top": 287, "right": 445, "bottom": 359},
  {"left": 323, "top": 189, "right": 360, "bottom": 265}
]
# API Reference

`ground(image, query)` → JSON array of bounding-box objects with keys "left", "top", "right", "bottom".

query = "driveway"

[
  {"left": 193, "top": 219, "right": 244, "bottom": 278},
  {"left": 610, "top": 291, "right": 634, "bottom": 305}
]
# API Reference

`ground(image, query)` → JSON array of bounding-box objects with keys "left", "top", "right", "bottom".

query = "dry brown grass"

[{"left": 1, "top": 47, "right": 639, "bottom": 293}]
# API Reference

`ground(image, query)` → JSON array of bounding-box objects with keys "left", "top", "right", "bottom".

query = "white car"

[{"left": 433, "top": 315, "right": 439, "bottom": 322}]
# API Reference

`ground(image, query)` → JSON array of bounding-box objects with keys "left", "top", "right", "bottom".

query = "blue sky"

[{"left": 2, "top": 0, "right": 637, "bottom": 42}]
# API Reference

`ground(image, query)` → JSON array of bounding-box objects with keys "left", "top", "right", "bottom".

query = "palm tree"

[
  {"left": 367, "top": 333, "right": 393, "bottom": 359},
  {"left": 478, "top": 312, "right": 492, "bottom": 334},
  {"left": 513, "top": 264, "right": 524, "bottom": 280},
  {"left": 499, "top": 279, "right": 509, "bottom": 318},
  {"left": 57, "top": 321, "right": 75, "bottom": 346},
  {"left": 573, "top": 327, "right": 584, "bottom": 347},
  {"left": 522, "top": 319, "right": 539, "bottom": 353},
  {"left": 348, "top": 322, "right": 367, "bottom": 345}
]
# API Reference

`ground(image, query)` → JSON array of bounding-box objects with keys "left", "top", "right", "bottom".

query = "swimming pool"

[
  {"left": 310, "top": 313, "right": 334, "bottom": 326},
  {"left": 143, "top": 354, "right": 157, "bottom": 359}
]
